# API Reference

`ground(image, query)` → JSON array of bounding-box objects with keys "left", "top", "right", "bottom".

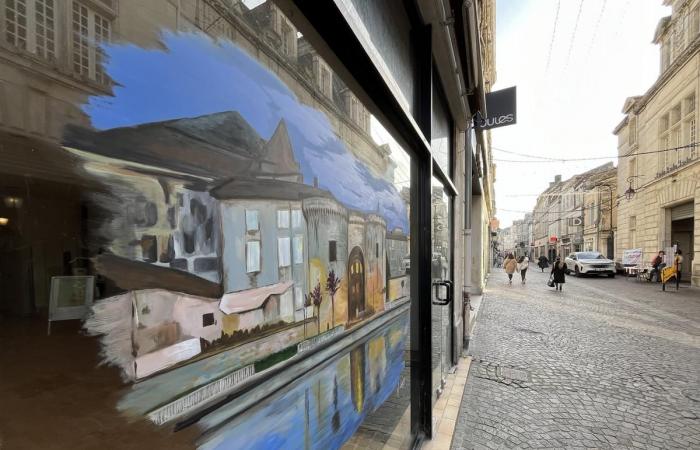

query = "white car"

[{"left": 564, "top": 252, "right": 616, "bottom": 278}]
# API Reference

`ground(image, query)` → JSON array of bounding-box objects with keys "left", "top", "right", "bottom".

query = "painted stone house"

[{"left": 73, "top": 109, "right": 405, "bottom": 381}]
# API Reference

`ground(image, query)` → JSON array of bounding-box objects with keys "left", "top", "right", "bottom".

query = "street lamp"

[
  {"left": 623, "top": 176, "right": 644, "bottom": 200},
  {"left": 594, "top": 183, "right": 614, "bottom": 258}
]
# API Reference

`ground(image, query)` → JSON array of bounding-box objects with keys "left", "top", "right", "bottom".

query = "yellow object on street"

[{"left": 661, "top": 266, "right": 677, "bottom": 284}]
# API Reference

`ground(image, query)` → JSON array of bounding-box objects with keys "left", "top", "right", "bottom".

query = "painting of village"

[{"left": 44, "top": 12, "right": 414, "bottom": 444}]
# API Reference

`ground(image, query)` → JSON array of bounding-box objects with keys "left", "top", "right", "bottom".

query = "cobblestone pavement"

[{"left": 452, "top": 265, "right": 700, "bottom": 450}]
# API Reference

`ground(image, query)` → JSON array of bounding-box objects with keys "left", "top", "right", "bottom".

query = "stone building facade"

[
  {"left": 531, "top": 164, "right": 615, "bottom": 261},
  {"left": 614, "top": 0, "right": 700, "bottom": 286},
  {"left": 581, "top": 166, "right": 618, "bottom": 258}
]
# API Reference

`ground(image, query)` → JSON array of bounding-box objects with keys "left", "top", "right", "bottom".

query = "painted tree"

[
  {"left": 303, "top": 291, "right": 313, "bottom": 338},
  {"left": 308, "top": 282, "right": 323, "bottom": 335},
  {"left": 326, "top": 270, "right": 341, "bottom": 328}
]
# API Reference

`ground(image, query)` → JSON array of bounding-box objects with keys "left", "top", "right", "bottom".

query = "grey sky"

[{"left": 492, "top": 0, "right": 669, "bottom": 228}]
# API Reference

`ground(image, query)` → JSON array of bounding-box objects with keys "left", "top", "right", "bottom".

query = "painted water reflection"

[{"left": 198, "top": 312, "right": 409, "bottom": 450}]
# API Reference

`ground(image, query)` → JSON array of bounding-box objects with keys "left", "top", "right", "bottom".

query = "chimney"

[{"left": 555, "top": 175, "right": 562, "bottom": 183}]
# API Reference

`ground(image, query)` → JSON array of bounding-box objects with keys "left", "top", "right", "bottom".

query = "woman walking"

[
  {"left": 673, "top": 249, "right": 683, "bottom": 290},
  {"left": 518, "top": 255, "right": 530, "bottom": 284},
  {"left": 504, "top": 253, "right": 517, "bottom": 285},
  {"left": 550, "top": 256, "right": 567, "bottom": 291}
]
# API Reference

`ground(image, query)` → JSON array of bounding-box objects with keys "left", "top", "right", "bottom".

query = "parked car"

[{"left": 564, "top": 252, "right": 616, "bottom": 278}]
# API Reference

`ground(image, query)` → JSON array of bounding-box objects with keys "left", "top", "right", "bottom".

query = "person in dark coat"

[
  {"left": 550, "top": 257, "right": 567, "bottom": 291},
  {"left": 537, "top": 255, "right": 549, "bottom": 272}
]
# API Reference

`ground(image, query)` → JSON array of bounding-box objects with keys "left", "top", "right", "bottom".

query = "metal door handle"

[{"left": 432, "top": 280, "right": 452, "bottom": 305}]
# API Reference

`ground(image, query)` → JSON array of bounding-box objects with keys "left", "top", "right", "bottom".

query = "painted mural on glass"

[{"left": 0, "top": 2, "right": 412, "bottom": 448}]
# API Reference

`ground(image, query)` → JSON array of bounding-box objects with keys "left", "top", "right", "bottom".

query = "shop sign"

[{"left": 474, "top": 86, "right": 517, "bottom": 130}]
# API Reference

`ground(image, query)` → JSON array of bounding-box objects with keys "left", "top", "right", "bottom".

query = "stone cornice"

[
  {"left": 634, "top": 36, "right": 700, "bottom": 115},
  {"left": 614, "top": 36, "right": 700, "bottom": 135}
]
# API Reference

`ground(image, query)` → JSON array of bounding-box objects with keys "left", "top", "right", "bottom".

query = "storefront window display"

[{"left": 0, "top": 1, "right": 419, "bottom": 448}]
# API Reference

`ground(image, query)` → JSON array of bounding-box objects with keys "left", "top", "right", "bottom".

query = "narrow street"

[{"left": 452, "top": 264, "right": 700, "bottom": 450}]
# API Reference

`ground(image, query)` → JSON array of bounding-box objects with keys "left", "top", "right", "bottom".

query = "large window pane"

[{"left": 0, "top": 1, "right": 416, "bottom": 448}]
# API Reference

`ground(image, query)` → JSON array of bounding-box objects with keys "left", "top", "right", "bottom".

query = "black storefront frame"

[{"left": 285, "top": 1, "right": 461, "bottom": 444}]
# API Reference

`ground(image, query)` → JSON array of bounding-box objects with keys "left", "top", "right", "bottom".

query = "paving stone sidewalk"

[{"left": 451, "top": 266, "right": 700, "bottom": 450}]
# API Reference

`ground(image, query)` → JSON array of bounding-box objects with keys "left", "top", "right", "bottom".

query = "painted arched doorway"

[{"left": 348, "top": 246, "right": 366, "bottom": 320}]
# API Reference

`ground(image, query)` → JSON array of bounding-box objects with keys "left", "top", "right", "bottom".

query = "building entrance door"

[
  {"left": 430, "top": 177, "right": 453, "bottom": 403},
  {"left": 671, "top": 217, "right": 694, "bottom": 281},
  {"left": 348, "top": 246, "right": 366, "bottom": 320}
]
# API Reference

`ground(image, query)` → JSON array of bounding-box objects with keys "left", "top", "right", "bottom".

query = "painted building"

[{"left": 613, "top": 0, "right": 700, "bottom": 286}]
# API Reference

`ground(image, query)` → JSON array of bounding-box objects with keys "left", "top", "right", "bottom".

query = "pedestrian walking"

[
  {"left": 517, "top": 255, "right": 529, "bottom": 284},
  {"left": 550, "top": 257, "right": 567, "bottom": 291},
  {"left": 538, "top": 255, "right": 548, "bottom": 272},
  {"left": 504, "top": 253, "right": 517, "bottom": 285},
  {"left": 673, "top": 249, "right": 683, "bottom": 290}
]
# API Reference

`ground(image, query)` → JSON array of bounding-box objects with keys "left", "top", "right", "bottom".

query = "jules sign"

[{"left": 474, "top": 86, "right": 517, "bottom": 130}]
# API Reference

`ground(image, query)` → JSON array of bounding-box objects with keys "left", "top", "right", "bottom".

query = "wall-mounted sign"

[
  {"left": 568, "top": 217, "right": 583, "bottom": 226},
  {"left": 549, "top": 236, "right": 558, "bottom": 243},
  {"left": 474, "top": 86, "right": 517, "bottom": 130}
]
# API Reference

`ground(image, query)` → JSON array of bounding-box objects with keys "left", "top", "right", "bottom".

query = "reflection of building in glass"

[{"left": 350, "top": 345, "right": 366, "bottom": 413}]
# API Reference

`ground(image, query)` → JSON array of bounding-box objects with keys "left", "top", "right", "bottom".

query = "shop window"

[{"left": 0, "top": 1, "right": 417, "bottom": 447}]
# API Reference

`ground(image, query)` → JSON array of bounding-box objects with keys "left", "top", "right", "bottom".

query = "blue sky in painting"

[{"left": 83, "top": 32, "right": 408, "bottom": 232}]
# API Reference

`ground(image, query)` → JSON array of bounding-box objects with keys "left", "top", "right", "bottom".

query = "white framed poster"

[
  {"left": 622, "top": 248, "right": 643, "bottom": 266},
  {"left": 48, "top": 276, "right": 95, "bottom": 335}
]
